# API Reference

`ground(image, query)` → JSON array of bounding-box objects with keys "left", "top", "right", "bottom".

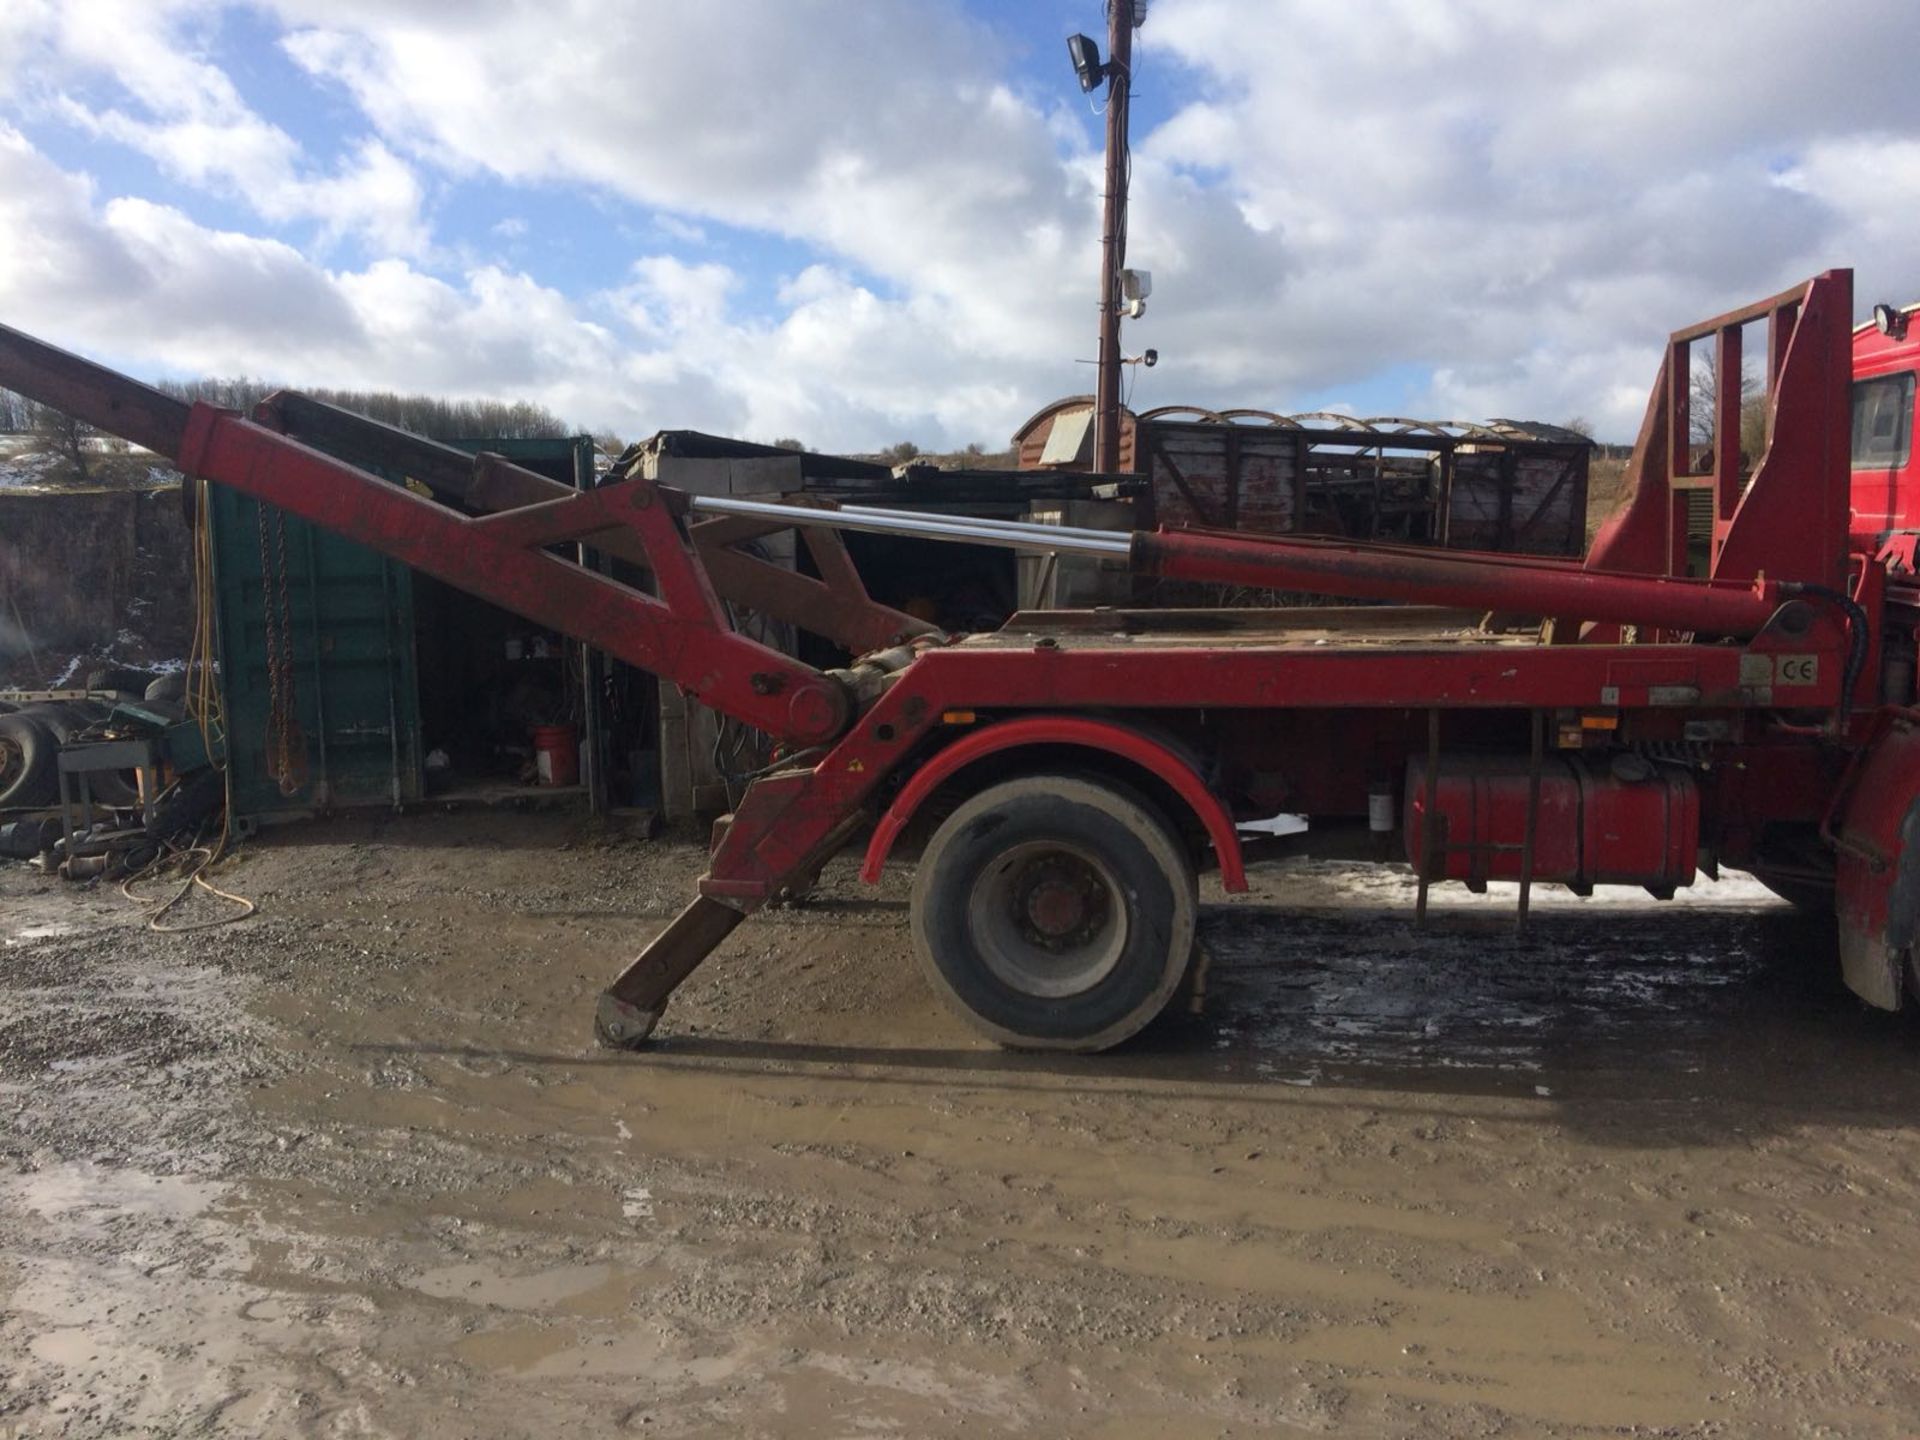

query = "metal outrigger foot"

[{"left": 594, "top": 894, "right": 746, "bottom": 1048}]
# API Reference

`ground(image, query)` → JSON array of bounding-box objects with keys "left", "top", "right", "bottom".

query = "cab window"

[{"left": 1852, "top": 371, "right": 1915, "bottom": 469}]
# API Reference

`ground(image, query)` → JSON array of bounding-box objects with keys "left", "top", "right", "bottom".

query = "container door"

[{"left": 209, "top": 487, "right": 422, "bottom": 816}]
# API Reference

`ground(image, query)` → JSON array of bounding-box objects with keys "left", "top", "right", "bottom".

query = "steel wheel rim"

[{"left": 966, "top": 840, "right": 1128, "bottom": 999}]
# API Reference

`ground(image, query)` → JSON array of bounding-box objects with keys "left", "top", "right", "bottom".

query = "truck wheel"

[
  {"left": 0, "top": 714, "right": 56, "bottom": 809},
  {"left": 145, "top": 673, "right": 188, "bottom": 704},
  {"left": 20, "top": 702, "right": 140, "bottom": 808},
  {"left": 910, "top": 775, "right": 1197, "bottom": 1051}
]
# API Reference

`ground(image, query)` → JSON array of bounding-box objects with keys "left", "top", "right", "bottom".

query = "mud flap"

[{"left": 1832, "top": 712, "right": 1920, "bottom": 1009}]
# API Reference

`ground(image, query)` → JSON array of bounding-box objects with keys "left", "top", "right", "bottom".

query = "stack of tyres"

[
  {"left": 0, "top": 682, "right": 150, "bottom": 810},
  {"left": 0, "top": 706, "right": 63, "bottom": 808}
]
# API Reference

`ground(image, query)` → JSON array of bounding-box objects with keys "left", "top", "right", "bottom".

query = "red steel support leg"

[
  {"left": 596, "top": 896, "right": 746, "bottom": 1048},
  {"left": 596, "top": 802, "right": 872, "bottom": 1048}
]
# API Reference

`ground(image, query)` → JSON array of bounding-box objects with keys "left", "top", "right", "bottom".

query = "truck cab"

[{"left": 1851, "top": 302, "right": 1920, "bottom": 551}]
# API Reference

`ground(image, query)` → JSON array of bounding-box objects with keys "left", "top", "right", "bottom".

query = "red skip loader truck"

[{"left": 4, "top": 269, "right": 1920, "bottom": 1052}]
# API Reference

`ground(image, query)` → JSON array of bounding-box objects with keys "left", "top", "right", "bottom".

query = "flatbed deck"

[{"left": 971, "top": 605, "right": 1523, "bottom": 650}]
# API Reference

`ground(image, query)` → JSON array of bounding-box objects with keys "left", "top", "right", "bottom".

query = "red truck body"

[{"left": 5, "top": 267, "right": 1920, "bottom": 1052}]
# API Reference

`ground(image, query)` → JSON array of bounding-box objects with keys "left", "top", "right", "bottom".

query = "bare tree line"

[
  {"left": 1, "top": 380, "right": 574, "bottom": 445},
  {"left": 149, "top": 378, "right": 573, "bottom": 441},
  {"left": 0, "top": 388, "right": 41, "bottom": 433},
  {"left": 4, "top": 378, "right": 1021, "bottom": 474}
]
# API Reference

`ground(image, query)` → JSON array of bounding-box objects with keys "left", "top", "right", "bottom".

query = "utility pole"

[{"left": 1092, "top": 2, "right": 1136, "bottom": 475}]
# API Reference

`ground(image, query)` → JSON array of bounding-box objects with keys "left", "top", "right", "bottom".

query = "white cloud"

[
  {"left": 0, "top": 122, "right": 358, "bottom": 368},
  {"left": 1139, "top": 0, "right": 1920, "bottom": 429},
  {"left": 3, "top": 1, "right": 1919, "bottom": 449},
  {"left": 1775, "top": 136, "right": 1920, "bottom": 304},
  {"left": 616, "top": 257, "right": 738, "bottom": 340},
  {"left": 272, "top": 1, "right": 1093, "bottom": 373},
  {"left": 0, "top": 122, "right": 1017, "bottom": 448},
  {"left": 13, "top": 0, "right": 428, "bottom": 254},
  {"left": 0, "top": 0, "right": 56, "bottom": 93},
  {"left": 652, "top": 214, "right": 707, "bottom": 246}
]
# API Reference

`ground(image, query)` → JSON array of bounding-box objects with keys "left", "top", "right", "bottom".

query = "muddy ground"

[{"left": 2, "top": 814, "right": 1919, "bottom": 1438}]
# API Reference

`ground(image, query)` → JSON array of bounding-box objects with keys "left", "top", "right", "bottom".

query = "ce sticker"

[{"left": 1775, "top": 655, "right": 1819, "bottom": 686}]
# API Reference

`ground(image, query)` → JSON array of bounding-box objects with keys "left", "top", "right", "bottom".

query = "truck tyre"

[
  {"left": 23, "top": 701, "right": 139, "bottom": 808},
  {"left": 910, "top": 774, "right": 1197, "bottom": 1051},
  {"left": 85, "top": 666, "right": 153, "bottom": 697},
  {"left": 145, "top": 673, "right": 188, "bottom": 704},
  {"left": 0, "top": 714, "right": 57, "bottom": 809}
]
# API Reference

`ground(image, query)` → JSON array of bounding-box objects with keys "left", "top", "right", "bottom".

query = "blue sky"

[{"left": 2, "top": 1, "right": 1916, "bottom": 450}]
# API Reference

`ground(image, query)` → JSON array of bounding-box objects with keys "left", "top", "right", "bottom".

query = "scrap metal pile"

[{"left": 0, "top": 672, "right": 228, "bottom": 895}]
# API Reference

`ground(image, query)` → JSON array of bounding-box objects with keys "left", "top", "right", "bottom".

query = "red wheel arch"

[{"left": 859, "top": 715, "right": 1249, "bottom": 892}]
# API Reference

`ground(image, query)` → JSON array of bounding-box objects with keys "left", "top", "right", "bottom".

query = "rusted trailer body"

[{"left": 1015, "top": 399, "right": 1591, "bottom": 556}]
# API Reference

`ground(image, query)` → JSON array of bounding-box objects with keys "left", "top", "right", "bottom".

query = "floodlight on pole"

[{"left": 1066, "top": 33, "right": 1105, "bottom": 92}]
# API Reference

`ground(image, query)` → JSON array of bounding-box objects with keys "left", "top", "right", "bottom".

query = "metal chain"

[
  {"left": 255, "top": 500, "right": 285, "bottom": 787},
  {"left": 270, "top": 507, "right": 307, "bottom": 795},
  {"left": 254, "top": 501, "right": 307, "bottom": 796}
]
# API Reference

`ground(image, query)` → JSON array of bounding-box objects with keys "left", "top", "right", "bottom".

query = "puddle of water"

[
  {"left": 454, "top": 1322, "right": 582, "bottom": 1374},
  {"left": 520, "top": 1328, "right": 756, "bottom": 1384},
  {"left": 0, "top": 1162, "right": 300, "bottom": 1431},
  {"left": 7, "top": 1160, "right": 225, "bottom": 1231},
  {"left": 1149, "top": 859, "right": 1883, "bottom": 1097},
  {"left": 801, "top": 1352, "right": 1031, "bottom": 1423},
  {"left": 7, "top": 923, "right": 78, "bottom": 945},
  {"left": 412, "top": 1259, "right": 622, "bottom": 1310}
]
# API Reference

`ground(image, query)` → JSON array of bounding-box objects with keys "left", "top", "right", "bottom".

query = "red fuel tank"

[{"left": 1404, "top": 754, "right": 1698, "bottom": 893}]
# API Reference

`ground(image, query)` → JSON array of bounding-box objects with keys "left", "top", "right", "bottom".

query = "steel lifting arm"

[
  {"left": 256, "top": 391, "right": 936, "bottom": 657},
  {"left": 173, "top": 403, "right": 852, "bottom": 746},
  {"left": 0, "top": 322, "right": 934, "bottom": 744},
  {"left": 0, "top": 320, "right": 929, "bottom": 666}
]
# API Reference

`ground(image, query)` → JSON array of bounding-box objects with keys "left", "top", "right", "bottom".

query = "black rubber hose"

[{"left": 1781, "top": 582, "right": 1871, "bottom": 707}]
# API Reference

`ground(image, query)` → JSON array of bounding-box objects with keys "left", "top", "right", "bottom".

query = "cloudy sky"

[{"left": 1, "top": 0, "right": 1916, "bottom": 451}]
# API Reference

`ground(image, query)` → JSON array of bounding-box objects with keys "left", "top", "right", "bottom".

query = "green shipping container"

[{"left": 211, "top": 435, "right": 595, "bottom": 817}]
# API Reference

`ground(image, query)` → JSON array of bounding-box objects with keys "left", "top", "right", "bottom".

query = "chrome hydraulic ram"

[{"left": 686, "top": 494, "right": 1133, "bottom": 556}]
